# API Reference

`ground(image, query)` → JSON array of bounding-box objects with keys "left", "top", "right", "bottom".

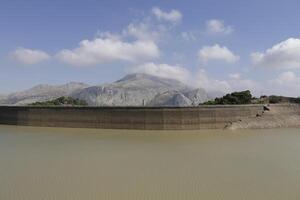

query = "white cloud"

[
  {"left": 198, "top": 44, "right": 239, "bottom": 63},
  {"left": 124, "top": 22, "right": 166, "bottom": 42},
  {"left": 95, "top": 31, "right": 121, "bottom": 40},
  {"left": 194, "top": 70, "right": 260, "bottom": 97},
  {"left": 57, "top": 37, "right": 160, "bottom": 66},
  {"left": 57, "top": 6, "right": 187, "bottom": 66},
  {"left": 206, "top": 19, "right": 233, "bottom": 34},
  {"left": 129, "top": 62, "right": 260, "bottom": 98},
  {"left": 251, "top": 38, "right": 300, "bottom": 69},
  {"left": 181, "top": 31, "right": 198, "bottom": 41},
  {"left": 228, "top": 78, "right": 259, "bottom": 95},
  {"left": 152, "top": 7, "right": 182, "bottom": 24},
  {"left": 266, "top": 71, "right": 300, "bottom": 97},
  {"left": 276, "top": 71, "right": 297, "bottom": 83},
  {"left": 195, "top": 69, "right": 300, "bottom": 98},
  {"left": 195, "top": 69, "right": 231, "bottom": 94},
  {"left": 229, "top": 73, "right": 241, "bottom": 79},
  {"left": 132, "top": 62, "right": 190, "bottom": 83},
  {"left": 181, "top": 19, "right": 232, "bottom": 42},
  {"left": 132, "top": 64, "right": 259, "bottom": 97},
  {"left": 10, "top": 47, "right": 50, "bottom": 65}
]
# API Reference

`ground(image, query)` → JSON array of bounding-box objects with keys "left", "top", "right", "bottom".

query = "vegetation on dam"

[
  {"left": 202, "top": 90, "right": 300, "bottom": 105},
  {"left": 202, "top": 90, "right": 253, "bottom": 105},
  {"left": 29, "top": 97, "right": 88, "bottom": 106}
]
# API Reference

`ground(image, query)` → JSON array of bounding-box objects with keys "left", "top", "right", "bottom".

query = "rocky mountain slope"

[
  {"left": 1, "top": 73, "right": 208, "bottom": 106},
  {"left": 1, "top": 82, "right": 89, "bottom": 105},
  {"left": 72, "top": 73, "right": 208, "bottom": 106},
  {"left": 0, "top": 95, "right": 6, "bottom": 104}
]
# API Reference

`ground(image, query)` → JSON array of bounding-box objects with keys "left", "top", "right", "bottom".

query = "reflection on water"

[{"left": 0, "top": 125, "right": 300, "bottom": 200}]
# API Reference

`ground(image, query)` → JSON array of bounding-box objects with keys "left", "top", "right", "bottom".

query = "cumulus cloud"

[
  {"left": 265, "top": 71, "right": 300, "bottom": 97},
  {"left": 152, "top": 7, "right": 182, "bottom": 24},
  {"left": 228, "top": 77, "right": 259, "bottom": 95},
  {"left": 56, "top": 7, "right": 186, "bottom": 66},
  {"left": 194, "top": 69, "right": 260, "bottom": 97},
  {"left": 195, "top": 69, "right": 300, "bottom": 97},
  {"left": 131, "top": 64, "right": 259, "bottom": 97},
  {"left": 181, "top": 31, "right": 198, "bottom": 41},
  {"left": 229, "top": 73, "right": 241, "bottom": 79},
  {"left": 276, "top": 71, "right": 297, "bottom": 83},
  {"left": 251, "top": 38, "right": 300, "bottom": 69},
  {"left": 132, "top": 62, "right": 190, "bottom": 83},
  {"left": 206, "top": 19, "right": 233, "bottom": 34},
  {"left": 130, "top": 62, "right": 260, "bottom": 98},
  {"left": 10, "top": 47, "right": 50, "bottom": 64},
  {"left": 195, "top": 69, "right": 231, "bottom": 94},
  {"left": 57, "top": 37, "right": 160, "bottom": 66},
  {"left": 124, "top": 22, "right": 167, "bottom": 42},
  {"left": 198, "top": 44, "right": 239, "bottom": 63},
  {"left": 129, "top": 61, "right": 260, "bottom": 98},
  {"left": 181, "top": 19, "right": 232, "bottom": 42}
]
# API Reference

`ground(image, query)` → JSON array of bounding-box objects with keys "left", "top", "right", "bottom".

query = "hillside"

[
  {"left": 1, "top": 82, "right": 89, "bottom": 105},
  {"left": 1, "top": 73, "right": 209, "bottom": 107},
  {"left": 29, "top": 97, "right": 88, "bottom": 106},
  {"left": 72, "top": 73, "right": 208, "bottom": 106}
]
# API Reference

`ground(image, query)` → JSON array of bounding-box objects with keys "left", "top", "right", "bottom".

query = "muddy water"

[{"left": 0, "top": 125, "right": 300, "bottom": 200}]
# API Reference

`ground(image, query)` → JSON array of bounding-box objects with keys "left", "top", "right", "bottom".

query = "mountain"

[
  {"left": 1, "top": 73, "right": 208, "bottom": 106},
  {"left": 0, "top": 95, "right": 6, "bottom": 104},
  {"left": 1, "top": 82, "right": 89, "bottom": 105},
  {"left": 147, "top": 91, "right": 192, "bottom": 107},
  {"left": 183, "top": 88, "right": 209, "bottom": 106},
  {"left": 72, "top": 73, "right": 208, "bottom": 106}
]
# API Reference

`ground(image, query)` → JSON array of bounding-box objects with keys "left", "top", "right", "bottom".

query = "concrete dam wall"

[{"left": 0, "top": 105, "right": 264, "bottom": 130}]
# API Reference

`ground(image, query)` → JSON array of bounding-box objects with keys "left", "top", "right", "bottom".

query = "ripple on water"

[{"left": 0, "top": 125, "right": 300, "bottom": 200}]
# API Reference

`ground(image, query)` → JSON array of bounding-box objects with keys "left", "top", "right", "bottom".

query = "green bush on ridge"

[
  {"left": 29, "top": 96, "right": 88, "bottom": 106},
  {"left": 202, "top": 90, "right": 300, "bottom": 105},
  {"left": 202, "top": 90, "right": 252, "bottom": 105}
]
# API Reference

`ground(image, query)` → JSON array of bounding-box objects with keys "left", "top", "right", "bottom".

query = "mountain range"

[{"left": 0, "top": 73, "right": 208, "bottom": 107}]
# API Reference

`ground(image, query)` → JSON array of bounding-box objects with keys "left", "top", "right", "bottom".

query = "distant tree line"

[
  {"left": 202, "top": 90, "right": 300, "bottom": 105},
  {"left": 29, "top": 97, "right": 88, "bottom": 106},
  {"left": 202, "top": 90, "right": 252, "bottom": 105},
  {"left": 266, "top": 95, "right": 300, "bottom": 104}
]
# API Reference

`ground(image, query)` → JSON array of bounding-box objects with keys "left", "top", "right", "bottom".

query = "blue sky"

[{"left": 1, "top": 0, "right": 300, "bottom": 96}]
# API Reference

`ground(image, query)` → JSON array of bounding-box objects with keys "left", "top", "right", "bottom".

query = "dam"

[{"left": 0, "top": 105, "right": 265, "bottom": 130}]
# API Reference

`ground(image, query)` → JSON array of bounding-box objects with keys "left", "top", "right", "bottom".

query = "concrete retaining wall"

[{"left": 0, "top": 105, "right": 264, "bottom": 130}]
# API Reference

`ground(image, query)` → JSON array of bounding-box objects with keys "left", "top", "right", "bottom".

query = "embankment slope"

[
  {"left": 227, "top": 104, "right": 300, "bottom": 129},
  {"left": 0, "top": 104, "right": 299, "bottom": 130},
  {"left": 0, "top": 105, "right": 263, "bottom": 130}
]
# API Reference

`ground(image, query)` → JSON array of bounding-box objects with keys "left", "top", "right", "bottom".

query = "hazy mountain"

[
  {"left": 0, "top": 94, "right": 6, "bottom": 100},
  {"left": 2, "top": 82, "right": 89, "bottom": 105},
  {"left": 183, "top": 88, "right": 210, "bottom": 106},
  {"left": 1, "top": 73, "right": 208, "bottom": 106},
  {"left": 72, "top": 73, "right": 208, "bottom": 106},
  {"left": 147, "top": 91, "right": 192, "bottom": 107},
  {"left": 0, "top": 95, "right": 6, "bottom": 104}
]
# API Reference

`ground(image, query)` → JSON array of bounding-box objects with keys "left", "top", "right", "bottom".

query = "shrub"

[
  {"left": 202, "top": 90, "right": 252, "bottom": 105},
  {"left": 29, "top": 96, "right": 88, "bottom": 106}
]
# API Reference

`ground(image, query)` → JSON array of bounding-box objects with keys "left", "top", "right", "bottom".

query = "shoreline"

[
  {"left": 226, "top": 104, "right": 300, "bottom": 130},
  {"left": 0, "top": 104, "right": 299, "bottom": 130}
]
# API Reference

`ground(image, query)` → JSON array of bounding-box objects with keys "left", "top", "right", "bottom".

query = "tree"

[
  {"left": 202, "top": 90, "right": 252, "bottom": 105},
  {"left": 29, "top": 97, "right": 88, "bottom": 106}
]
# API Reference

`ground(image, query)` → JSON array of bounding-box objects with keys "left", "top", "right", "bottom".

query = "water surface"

[{"left": 1, "top": 125, "right": 300, "bottom": 200}]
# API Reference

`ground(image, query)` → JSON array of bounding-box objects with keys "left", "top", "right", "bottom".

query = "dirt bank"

[{"left": 226, "top": 104, "right": 300, "bottom": 129}]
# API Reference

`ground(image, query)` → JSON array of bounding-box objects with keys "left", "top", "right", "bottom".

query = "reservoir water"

[{"left": 1, "top": 125, "right": 300, "bottom": 200}]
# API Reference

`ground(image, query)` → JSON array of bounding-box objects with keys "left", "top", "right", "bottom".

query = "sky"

[{"left": 1, "top": 0, "right": 300, "bottom": 97}]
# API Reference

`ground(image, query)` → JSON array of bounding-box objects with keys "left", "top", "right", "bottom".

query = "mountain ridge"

[{"left": 1, "top": 73, "right": 208, "bottom": 106}]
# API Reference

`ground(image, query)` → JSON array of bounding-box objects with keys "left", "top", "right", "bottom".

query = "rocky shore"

[{"left": 226, "top": 104, "right": 300, "bottom": 130}]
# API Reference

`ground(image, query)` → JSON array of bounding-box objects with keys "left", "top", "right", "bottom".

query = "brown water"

[{"left": 0, "top": 125, "right": 300, "bottom": 200}]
